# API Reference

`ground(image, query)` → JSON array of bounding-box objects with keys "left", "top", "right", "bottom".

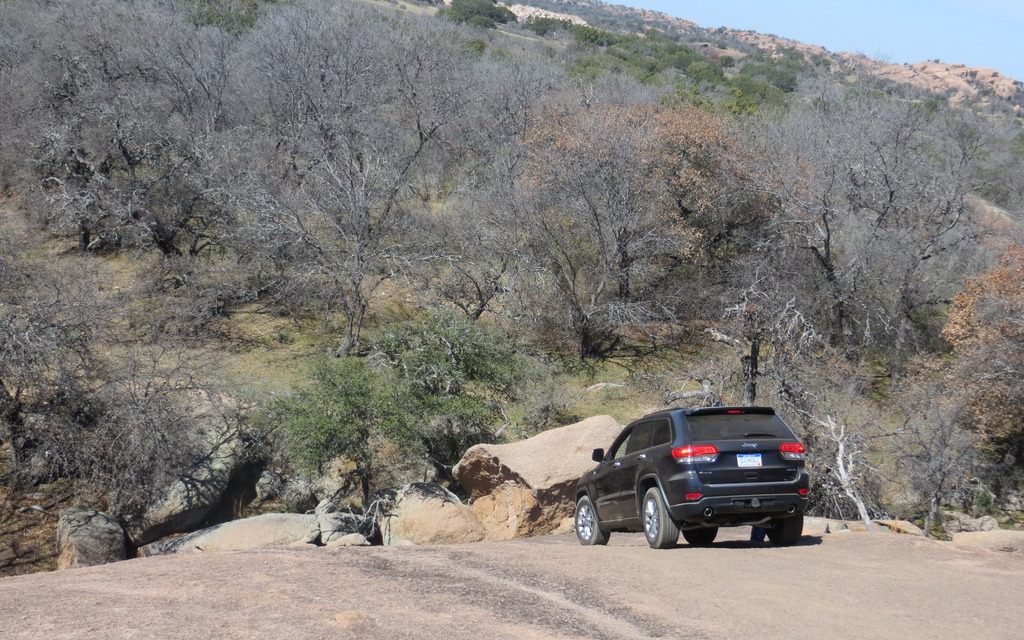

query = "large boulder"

[
  {"left": 374, "top": 483, "right": 485, "bottom": 546},
  {"left": 57, "top": 509, "right": 126, "bottom": 570},
  {"left": 452, "top": 415, "right": 622, "bottom": 540},
  {"left": 466, "top": 481, "right": 545, "bottom": 540},
  {"left": 139, "top": 513, "right": 319, "bottom": 556}
]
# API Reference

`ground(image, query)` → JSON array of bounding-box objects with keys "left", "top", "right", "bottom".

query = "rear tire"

[
  {"left": 767, "top": 514, "right": 804, "bottom": 546},
  {"left": 682, "top": 526, "right": 718, "bottom": 546},
  {"left": 575, "top": 495, "right": 609, "bottom": 546},
  {"left": 642, "top": 487, "right": 679, "bottom": 549}
]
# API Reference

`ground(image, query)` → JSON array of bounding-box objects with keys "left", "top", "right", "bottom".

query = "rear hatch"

[{"left": 684, "top": 409, "right": 802, "bottom": 486}]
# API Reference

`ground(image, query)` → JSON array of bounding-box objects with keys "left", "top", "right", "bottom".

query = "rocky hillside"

[
  {"left": 726, "top": 28, "right": 1023, "bottom": 111},
  {"left": 512, "top": 0, "right": 1024, "bottom": 111}
]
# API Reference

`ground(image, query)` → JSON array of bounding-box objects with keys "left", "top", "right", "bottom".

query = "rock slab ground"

[{"left": 2, "top": 527, "right": 1023, "bottom": 639}]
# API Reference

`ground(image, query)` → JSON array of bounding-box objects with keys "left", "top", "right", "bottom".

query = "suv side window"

[
  {"left": 650, "top": 418, "right": 672, "bottom": 448},
  {"left": 626, "top": 421, "right": 655, "bottom": 454}
]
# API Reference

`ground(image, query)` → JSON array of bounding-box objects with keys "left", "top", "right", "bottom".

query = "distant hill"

[{"left": 505, "top": 0, "right": 1024, "bottom": 112}]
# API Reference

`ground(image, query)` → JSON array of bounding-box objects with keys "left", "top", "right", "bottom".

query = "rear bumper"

[{"left": 668, "top": 486, "right": 808, "bottom": 526}]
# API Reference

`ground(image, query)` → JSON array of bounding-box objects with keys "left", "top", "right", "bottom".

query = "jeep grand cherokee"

[{"left": 574, "top": 406, "right": 809, "bottom": 548}]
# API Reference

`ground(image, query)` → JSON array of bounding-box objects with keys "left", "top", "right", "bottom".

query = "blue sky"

[{"left": 621, "top": 1, "right": 1024, "bottom": 82}]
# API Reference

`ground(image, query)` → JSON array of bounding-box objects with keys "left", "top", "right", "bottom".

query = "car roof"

[{"left": 625, "top": 406, "right": 777, "bottom": 428}]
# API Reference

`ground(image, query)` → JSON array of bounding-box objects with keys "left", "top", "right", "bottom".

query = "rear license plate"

[{"left": 737, "top": 453, "right": 762, "bottom": 468}]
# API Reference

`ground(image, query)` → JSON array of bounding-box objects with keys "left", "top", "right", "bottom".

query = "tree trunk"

[
  {"left": 743, "top": 339, "right": 760, "bottom": 405},
  {"left": 78, "top": 224, "right": 92, "bottom": 252},
  {"left": 824, "top": 415, "right": 873, "bottom": 530},
  {"left": 923, "top": 494, "right": 942, "bottom": 539},
  {"left": 617, "top": 238, "right": 631, "bottom": 300},
  {"left": 809, "top": 246, "right": 856, "bottom": 360},
  {"left": 890, "top": 305, "right": 911, "bottom": 389}
]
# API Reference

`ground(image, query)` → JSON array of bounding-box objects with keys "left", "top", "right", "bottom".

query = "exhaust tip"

[
  {"left": 787, "top": 504, "right": 797, "bottom": 514},
  {"left": 703, "top": 507, "right": 714, "bottom": 517}
]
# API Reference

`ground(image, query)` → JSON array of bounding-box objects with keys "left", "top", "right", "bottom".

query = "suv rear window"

[{"left": 686, "top": 414, "right": 796, "bottom": 441}]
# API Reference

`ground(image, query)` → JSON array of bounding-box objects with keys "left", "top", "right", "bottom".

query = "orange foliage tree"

[
  {"left": 942, "top": 245, "right": 1024, "bottom": 466},
  {"left": 521, "top": 99, "right": 771, "bottom": 358}
]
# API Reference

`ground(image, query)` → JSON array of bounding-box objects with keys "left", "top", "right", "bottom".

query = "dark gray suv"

[{"left": 574, "top": 406, "right": 809, "bottom": 548}]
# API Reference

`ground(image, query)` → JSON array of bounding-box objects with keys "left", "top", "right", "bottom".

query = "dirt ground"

[{"left": 1, "top": 526, "right": 1022, "bottom": 639}]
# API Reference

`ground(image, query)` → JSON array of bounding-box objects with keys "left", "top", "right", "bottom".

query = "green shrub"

[
  {"left": 270, "top": 312, "right": 546, "bottom": 499},
  {"left": 526, "top": 17, "right": 570, "bottom": 36},
  {"left": 371, "top": 312, "right": 532, "bottom": 468},
  {"left": 270, "top": 357, "right": 415, "bottom": 504},
  {"left": 466, "top": 14, "right": 496, "bottom": 29},
  {"left": 438, "top": 0, "right": 516, "bottom": 28},
  {"left": 570, "top": 25, "right": 620, "bottom": 47}
]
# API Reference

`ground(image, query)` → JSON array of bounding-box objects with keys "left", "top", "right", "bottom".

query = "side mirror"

[{"left": 592, "top": 448, "right": 605, "bottom": 462}]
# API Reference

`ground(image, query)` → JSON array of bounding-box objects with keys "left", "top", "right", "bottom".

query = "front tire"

[
  {"left": 642, "top": 487, "right": 679, "bottom": 549},
  {"left": 767, "top": 514, "right": 804, "bottom": 546},
  {"left": 682, "top": 526, "right": 718, "bottom": 546},
  {"left": 575, "top": 495, "right": 609, "bottom": 546}
]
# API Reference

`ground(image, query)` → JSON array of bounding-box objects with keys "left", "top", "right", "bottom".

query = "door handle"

[
  {"left": 612, "top": 461, "right": 621, "bottom": 468},
  {"left": 636, "top": 454, "right": 647, "bottom": 460}
]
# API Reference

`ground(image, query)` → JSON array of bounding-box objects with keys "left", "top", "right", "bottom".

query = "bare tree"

[
  {"left": 520, "top": 88, "right": 693, "bottom": 358},
  {"left": 412, "top": 56, "right": 561, "bottom": 321},
  {"left": 0, "top": 226, "right": 237, "bottom": 516},
  {"left": 751, "top": 74, "right": 988, "bottom": 377},
  {"left": 810, "top": 414, "right": 875, "bottom": 528},
  {"left": 894, "top": 376, "right": 978, "bottom": 537},
  {"left": 0, "top": 238, "right": 103, "bottom": 486},
  {"left": 52, "top": 345, "right": 235, "bottom": 521},
  {"left": 710, "top": 265, "right": 821, "bottom": 405},
  {"left": 233, "top": 4, "right": 482, "bottom": 353},
  {"left": 25, "top": 1, "right": 238, "bottom": 258}
]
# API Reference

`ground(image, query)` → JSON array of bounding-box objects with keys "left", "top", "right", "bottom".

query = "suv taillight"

[
  {"left": 672, "top": 445, "right": 719, "bottom": 463},
  {"left": 780, "top": 442, "right": 806, "bottom": 460}
]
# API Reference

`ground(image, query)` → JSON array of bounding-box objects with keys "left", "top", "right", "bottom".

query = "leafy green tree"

[
  {"left": 685, "top": 60, "right": 724, "bottom": 86},
  {"left": 272, "top": 313, "right": 535, "bottom": 497},
  {"left": 525, "top": 17, "right": 569, "bottom": 36},
  {"left": 438, "top": 0, "right": 516, "bottom": 28},
  {"left": 570, "top": 25, "right": 620, "bottom": 47},
  {"left": 722, "top": 75, "right": 785, "bottom": 114},
  {"left": 272, "top": 358, "right": 414, "bottom": 505},
  {"left": 185, "top": 0, "right": 264, "bottom": 32},
  {"left": 371, "top": 312, "right": 530, "bottom": 474}
]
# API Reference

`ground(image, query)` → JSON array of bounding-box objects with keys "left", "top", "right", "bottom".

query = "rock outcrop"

[
  {"left": 139, "top": 513, "right": 319, "bottom": 556},
  {"left": 374, "top": 483, "right": 485, "bottom": 546},
  {"left": 506, "top": 4, "right": 588, "bottom": 26},
  {"left": 943, "top": 512, "right": 999, "bottom": 534},
  {"left": 951, "top": 530, "right": 1024, "bottom": 553},
  {"left": 138, "top": 497, "right": 381, "bottom": 555},
  {"left": 57, "top": 509, "right": 126, "bottom": 570},
  {"left": 453, "top": 415, "right": 622, "bottom": 540},
  {"left": 874, "top": 519, "right": 925, "bottom": 536}
]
